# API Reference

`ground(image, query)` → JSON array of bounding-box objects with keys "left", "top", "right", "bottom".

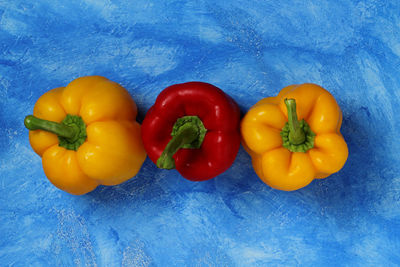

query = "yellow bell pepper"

[
  {"left": 24, "top": 76, "right": 146, "bottom": 195},
  {"left": 241, "top": 83, "right": 348, "bottom": 191}
]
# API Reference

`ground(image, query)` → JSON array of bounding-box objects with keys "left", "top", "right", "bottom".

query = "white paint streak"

[
  {"left": 375, "top": 174, "right": 400, "bottom": 220},
  {"left": 357, "top": 51, "right": 396, "bottom": 129},
  {"left": 131, "top": 45, "right": 179, "bottom": 76},
  {"left": 0, "top": 143, "right": 40, "bottom": 174},
  {"left": 228, "top": 237, "right": 317, "bottom": 265},
  {"left": 122, "top": 241, "right": 151, "bottom": 267},
  {"left": 0, "top": 13, "right": 28, "bottom": 36},
  {"left": 371, "top": 16, "right": 400, "bottom": 58},
  {"left": 350, "top": 224, "right": 398, "bottom": 265},
  {"left": 199, "top": 25, "right": 224, "bottom": 43},
  {"left": 56, "top": 209, "right": 97, "bottom": 266}
]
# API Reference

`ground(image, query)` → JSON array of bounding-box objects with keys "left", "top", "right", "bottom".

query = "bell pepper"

[
  {"left": 24, "top": 76, "right": 146, "bottom": 195},
  {"left": 241, "top": 83, "right": 348, "bottom": 191},
  {"left": 141, "top": 82, "right": 241, "bottom": 181}
]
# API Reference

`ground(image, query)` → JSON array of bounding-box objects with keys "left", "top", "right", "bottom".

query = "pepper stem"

[
  {"left": 157, "top": 116, "right": 207, "bottom": 170},
  {"left": 281, "top": 99, "right": 315, "bottom": 153},
  {"left": 24, "top": 114, "right": 87, "bottom": 151},
  {"left": 24, "top": 115, "right": 77, "bottom": 140},
  {"left": 285, "top": 98, "right": 306, "bottom": 145}
]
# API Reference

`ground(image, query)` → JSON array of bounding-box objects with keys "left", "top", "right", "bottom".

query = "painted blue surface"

[{"left": 1, "top": 0, "right": 400, "bottom": 266}]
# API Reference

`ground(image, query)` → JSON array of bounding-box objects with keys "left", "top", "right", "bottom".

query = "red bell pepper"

[{"left": 141, "top": 82, "right": 241, "bottom": 181}]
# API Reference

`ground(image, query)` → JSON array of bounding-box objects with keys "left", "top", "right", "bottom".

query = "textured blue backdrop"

[{"left": 1, "top": 0, "right": 400, "bottom": 266}]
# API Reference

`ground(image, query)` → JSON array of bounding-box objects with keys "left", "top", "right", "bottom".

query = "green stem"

[
  {"left": 24, "top": 114, "right": 87, "bottom": 151},
  {"left": 157, "top": 125, "right": 198, "bottom": 169},
  {"left": 156, "top": 116, "right": 207, "bottom": 170},
  {"left": 284, "top": 98, "right": 306, "bottom": 145},
  {"left": 24, "top": 115, "right": 77, "bottom": 140}
]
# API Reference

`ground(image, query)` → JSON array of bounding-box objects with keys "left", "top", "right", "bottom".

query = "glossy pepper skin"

[
  {"left": 241, "top": 83, "right": 348, "bottom": 191},
  {"left": 141, "top": 82, "right": 241, "bottom": 181},
  {"left": 24, "top": 76, "right": 146, "bottom": 195}
]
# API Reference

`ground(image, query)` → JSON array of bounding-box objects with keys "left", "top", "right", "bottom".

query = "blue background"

[{"left": 1, "top": 0, "right": 400, "bottom": 266}]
